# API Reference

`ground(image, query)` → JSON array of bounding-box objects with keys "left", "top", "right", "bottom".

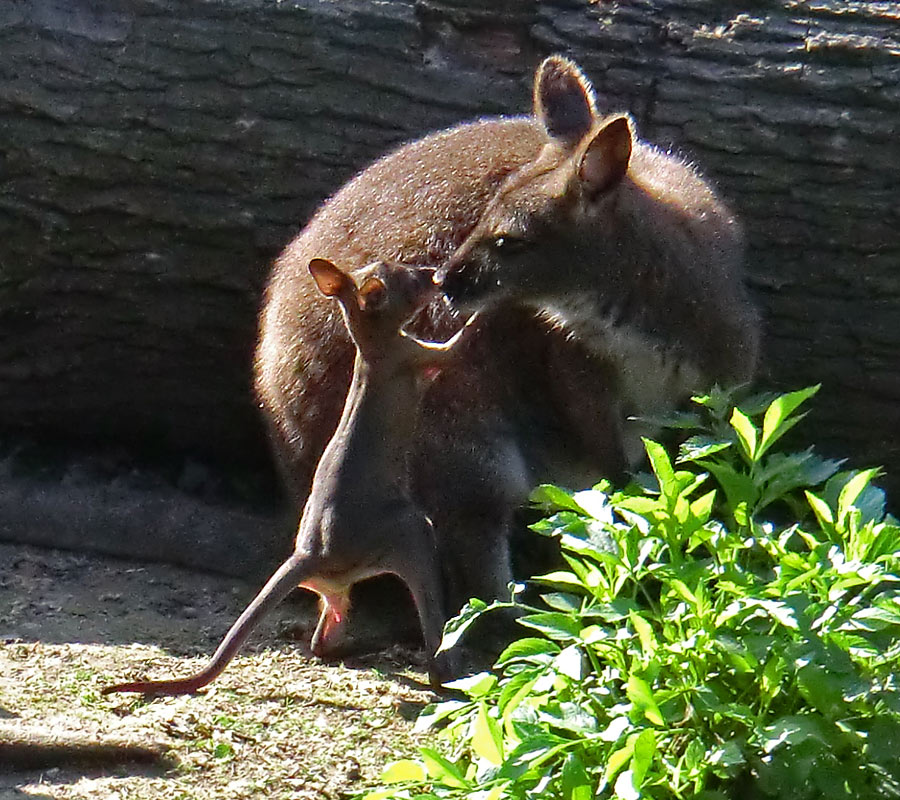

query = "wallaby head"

[
  {"left": 309, "top": 258, "right": 437, "bottom": 361},
  {"left": 437, "top": 55, "right": 758, "bottom": 385}
]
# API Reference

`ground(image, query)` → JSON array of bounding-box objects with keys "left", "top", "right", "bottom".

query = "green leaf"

[
  {"left": 707, "top": 740, "right": 746, "bottom": 778},
  {"left": 865, "top": 716, "right": 900, "bottom": 766},
  {"left": 541, "top": 592, "right": 583, "bottom": 613},
  {"left": 438, "top": 597, "right": 490, "bottom": 653},
  {"left": 678, "top": 435, "right": 733, "bottom": 464},
  {"left": 629, "top": 612, "right": 657, "bottom": 658},
  {"left": 561, "top": 753, "right": 593, "bottom": 800},
  {"left": 420, "top": 747, "right": 469, "bottom": 788},
  {"left": 836, "top": 467, "right": 883, "bottom": 527},
  {"left": 363, "top": 790, "right": 404, "bottom": 800},
  {"left": 381, "top": 759, "right": 428, "bottom": 783},
  {"left": 703, "top": 462, "right": 758, "bottom": 518},
  {"left": 760, "top": 716, "right": 827, "bottom": 754},
  {"left": 502, "top": 735, "right": 570, "bottom": 776},
  {"left": 481, "top": 785, "right": 507, "bottom": 800},
  {"left": 532, "top": 570, "right": 590, "bottom": 592},
  {"left": 667, "top": 579, "right": 698, "bottom": 606},
  {"left": 544, "top": 701, "right": 598, "bottom": 735},
  {"left": 749, "top": 598, "right": 798, "bottom": 630},
  {"left": 756, "top": 451, "right": 843, "bottom": 512},
  {"left": 496, "top": 637, "right": 561, "bottom": 666},
  {"left": 730, "top": 407, "right": 758, "bottom": 462},
  {"left": 796, "top": 664, "right": 843, "bottom": 716},
  {"left": 518, "top": 612, "right": 583, "bottom": 641},
  {"left": 631, "top": 729, "right": 656, "bottom": 785},
  {"left": 413, "top": 699, "right": 468, "bottom": 733},
  {"left": 689, "top": 489, "right": 717, "bottom": 526},
  {"left": 805, "top": 491, "right": 835, "bottom": 538},
  {"left": 604, "top": 743, "right": 634, "bottom": 785},
  {"left": 758, "top": 385, "right": 820, "bottom": 458},
  {"left": 863, "top": 523, "right": 900, "bottom": 561},
  {"left": 627, "top": 675, "right": 664, "bottom": 726},
  {"left": 825, "top": 470, "right": 885, "bottom": 527},
  {"left": 442, "top": 672, "right": 497, "bottom": 698},
  {"left": 530, "top": 484, "right": 588, "bottom": 514},
  {"left": 643, "top": 438, "right": 677, "bottom": 501},
  {"left": 212, "top": 741, "right": 233, "bottom": 759},
  {"left": 472, "top": 703, "right": 504, "bottom": 766},
  {"left": 498, "top": 672, "right": 539, "bottom": 719}
]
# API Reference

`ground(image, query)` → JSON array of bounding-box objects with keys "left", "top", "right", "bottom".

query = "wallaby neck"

[{"left": 312, "top": 348, "right": 422, "bottom": 500}]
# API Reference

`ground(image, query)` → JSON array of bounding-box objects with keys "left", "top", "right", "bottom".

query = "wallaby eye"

[{"left": 492, "top": 235, "right": 530, "bottom": 254}]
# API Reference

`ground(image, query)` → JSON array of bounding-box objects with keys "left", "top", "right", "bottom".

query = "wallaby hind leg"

[
  {"left": 436, "top": 508, "right": 523, "bottom": 676},
  {"left": 440, "top": 511, "right": 515, "bottom": 614},
  {"left": 383, "top": 513, "right": 458, "bottom": 688}
]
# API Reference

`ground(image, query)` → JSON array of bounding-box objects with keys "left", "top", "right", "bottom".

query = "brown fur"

[{"left": 255, "top": 56, "right": 760, "bottom": 614}]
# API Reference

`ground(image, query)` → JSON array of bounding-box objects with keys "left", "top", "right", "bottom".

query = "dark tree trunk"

[{"left": 1, "top": 0, "right": 897, "bottom": 571}]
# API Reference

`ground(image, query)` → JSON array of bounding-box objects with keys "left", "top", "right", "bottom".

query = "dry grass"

[{"left": 0, "top": 544, "right": 439, "bottom": 800}]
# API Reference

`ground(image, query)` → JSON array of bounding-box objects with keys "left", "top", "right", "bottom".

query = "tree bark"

[{"left": 0, "top": 0, "right": 897, "bottom": 569}]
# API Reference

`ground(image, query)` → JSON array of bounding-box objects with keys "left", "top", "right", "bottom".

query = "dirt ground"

[{"left": 0, "top": 541, "right": 443, "bottom": 800}]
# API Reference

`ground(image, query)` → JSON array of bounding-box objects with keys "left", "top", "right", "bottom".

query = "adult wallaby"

[
  {"left": 103, "top": 260, "right": 468, "bottom": 695},
  {"left": 255, "top": 55, "right": 759, "bottom": 616}
]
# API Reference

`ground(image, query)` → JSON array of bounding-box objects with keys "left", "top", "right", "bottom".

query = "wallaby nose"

[
  {"left": 435, "top": 252, "right": 462, "bottom": 293},
  {"left": 434, "top": 246, "right": 464, "bottom": 288},
  {"left": 415, "top": 266, "right": 436, "bottom": 288},
  {"left": 436, "top": 246, "right": 473, "bottom": 301}
]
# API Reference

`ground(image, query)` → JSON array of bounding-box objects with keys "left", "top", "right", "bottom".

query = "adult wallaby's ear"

[
  {"left": 309, "top": 258, "right": 355, "bottom": 298},
  {"left": 578, "top": 115, "right": 633, "bottom": 198},
  {"left": 534, "top": 55, "right": 598, "bottom": 147},
  {"left": 358, "top": 276, "right": 387, "bottom": 311}
]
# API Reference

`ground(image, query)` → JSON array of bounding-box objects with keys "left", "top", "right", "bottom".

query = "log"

[{"left": 0, "top": 0, "right": 897, "bottom": 570}]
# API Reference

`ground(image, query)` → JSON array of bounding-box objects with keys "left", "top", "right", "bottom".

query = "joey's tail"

[{"left": 102, "top": 554, "right": 311, "bottom": 696}]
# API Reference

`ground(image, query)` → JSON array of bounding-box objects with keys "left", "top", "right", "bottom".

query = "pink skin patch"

[
  {"left": 300, "top": 580, "right": 352, "bottom": 655},
  {"left": 308, "top": 589, "right": 352, "bottom": 656}
]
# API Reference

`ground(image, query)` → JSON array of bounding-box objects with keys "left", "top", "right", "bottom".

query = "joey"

[{"left": 104, "top": 260, "right": 470, "bottom": 695}]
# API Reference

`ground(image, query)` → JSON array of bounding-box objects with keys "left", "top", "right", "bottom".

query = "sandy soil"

[{"left": 0, "top": 542, "right": 441, "bottom": 800}]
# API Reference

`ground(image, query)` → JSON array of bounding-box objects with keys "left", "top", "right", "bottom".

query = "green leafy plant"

[{"left": 365, "top": 386, "right": 900, "bottom": 800}]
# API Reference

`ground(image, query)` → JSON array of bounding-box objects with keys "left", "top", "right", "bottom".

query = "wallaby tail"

[{"left": 102, "top": 554, "right": 310, "bottom": 696}]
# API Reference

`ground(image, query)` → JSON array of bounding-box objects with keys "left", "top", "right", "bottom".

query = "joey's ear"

[
  {"left": 358, "top": 276, "right": 387, "bottom": 311},
  {"left": 578, "top": 115, "right": 633, "bottom": 198},
  {"left": 309, "top": 258, "right": 355, "bottom": 298},
  {"left": 534, "top": 55, "right": 598, "bottom": 147}
]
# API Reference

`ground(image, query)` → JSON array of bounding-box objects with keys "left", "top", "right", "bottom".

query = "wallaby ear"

[
  {"left": 578, "top": 115, "right": 633, "bottom": 198},
  {"left": 533, "top": 55, "right": 598, "bottom": 147},
  {"left": 309, "top": 258, "right": 355, "bottom": 298},
  {"left": 358, "top": 276, "right": 387, "bottom": 311}
]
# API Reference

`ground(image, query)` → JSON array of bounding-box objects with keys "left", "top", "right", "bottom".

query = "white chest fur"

[{"left": 538, "top": 295, "right": 703, "bottom": 467}]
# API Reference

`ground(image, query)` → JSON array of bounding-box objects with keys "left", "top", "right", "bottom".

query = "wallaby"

[
  {"left": 255, "top": 55, "right": 760, "bottom": 617},
  {"left": 437, "top": 59, "right": 760, "bottom": 459},
  {"left": 103, "top": 260, "right": 469, "bottom": 696}
]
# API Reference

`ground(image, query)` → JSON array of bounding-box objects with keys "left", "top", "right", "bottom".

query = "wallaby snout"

[
  {"left": 435, "top": 247, "right": 503, "bottom": 310},
  {"left": 399, "top": 265, "right": 439, "bottom": 313}
]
